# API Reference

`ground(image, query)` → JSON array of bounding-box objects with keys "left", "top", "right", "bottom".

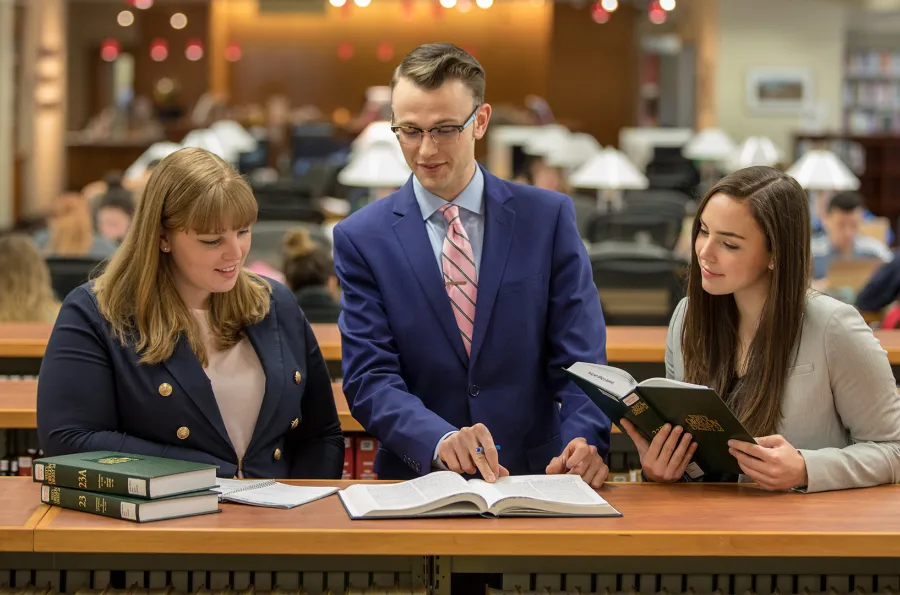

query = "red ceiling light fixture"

[
  {"left": 100, "top": 39, "right": 120, "bottom": 62},
  {"left": 337, "top": 42, "right": 355, "bottom": 61},
  {"left": 150, "top": 38, "right": 168, "bottom": 62},
  {"left": 131, "top": 0, "right": 153, "bottom": 9},
  {"left": 401, "top": 0, "right": 414, "bottom": 19},
  {"left": 225, "top": 42, "right": 242, "bottom": 62},
  {"left": 185, "top": 38, "right": 204, "bottom": 61},
  {"left": 591, "top": 1, "right": 610, "bottom": 23},
  {"left": 377, "top": 41, "right": 394, "bottom": 62},
  {"left": 648, "top": 0, "right": 667, "bottom": 24}
]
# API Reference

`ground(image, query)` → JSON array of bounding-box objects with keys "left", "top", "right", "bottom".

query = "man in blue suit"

[{"left": 334, "top": 43, "right": 610, "bottom": 487}]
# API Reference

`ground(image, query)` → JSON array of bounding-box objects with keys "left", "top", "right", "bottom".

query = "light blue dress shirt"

[
  {"left": 413, "top": 165, "right": 485, "bottom": 278},
  {"left": 412, "top": 165, "right": 486, "bottom": 471}
]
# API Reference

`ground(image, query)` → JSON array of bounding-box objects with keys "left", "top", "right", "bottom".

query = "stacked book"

[{"left": 32, "top": 451, "right": 221, "bottom": 523}]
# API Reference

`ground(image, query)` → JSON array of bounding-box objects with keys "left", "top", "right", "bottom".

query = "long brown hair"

[
  {"left": 94, "top": 147, "right": 270, "bottom": 366},
  {"left": 0, "top": 234, "right": 59, "bottom": 322},
  {"left": 681, "top": 166, "right": 811, "bottom": 436},
  {"left": 45, "top": 193, "right": 94, "bottom": 256}
]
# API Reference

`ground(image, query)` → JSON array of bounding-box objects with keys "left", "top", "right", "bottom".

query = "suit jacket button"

[
  {"left": 294, "top": 371, "right": 302, "bottom": 384},
  {"left": 159, "top": 383, "right": 173, "bottom": 397},
  {"left": 290, "top": 418, "right": 299, "bottom": 430},
  {"left": 273, "top": 448, "right": 282, "bottom": 461},
  {"left": 176, "top": 426, "right": 190, "bottom": 440},
  {"left": 469, "top": 385, "right": 480, "bottom": 397}
]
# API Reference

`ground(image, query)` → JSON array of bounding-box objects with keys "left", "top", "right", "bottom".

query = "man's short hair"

[
  {"left": 391, "top": 43, "right": 485, "bottom": 105},
  {"left": 827, "top": 191, "right": 864, "bottom": 214}
]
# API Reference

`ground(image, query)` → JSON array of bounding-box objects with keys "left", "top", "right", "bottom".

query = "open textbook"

[
  {"left": 338, "top": 471, "right": 621, "bottom": 519},
  {"left": 565, "top": 362, "right": 756, "bottom": 476},
  {"left": 213, "top": 478, "right": 337, "bottom": 509}
]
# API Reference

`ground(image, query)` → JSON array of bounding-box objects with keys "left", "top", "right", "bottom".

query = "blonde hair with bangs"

[{"left": 94, "top": 147, "right": 270, "bottom": 366}]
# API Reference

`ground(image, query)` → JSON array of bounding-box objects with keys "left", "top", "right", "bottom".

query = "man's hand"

[
  {"left": 438, "top": 423, "right": 509, "bottom": 482},
  {"left": 545, "top": 437, "right": 609, "bottom": 489}
]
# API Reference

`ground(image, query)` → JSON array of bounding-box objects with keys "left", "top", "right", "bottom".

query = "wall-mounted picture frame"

[{"left": 745, "top": 67, "right": 813, "bottom": 114}]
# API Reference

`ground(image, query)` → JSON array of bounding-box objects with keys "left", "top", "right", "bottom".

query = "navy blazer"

[
  {"left": 36, "top": 278, "right": 344, "bottom": 479},
  {"left": 334, "top": 165, "right": 610, "bottom": 480}
]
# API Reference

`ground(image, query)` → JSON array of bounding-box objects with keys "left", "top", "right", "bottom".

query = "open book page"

[
  {"left": 339, "top": 471, "right": 485, "bottom": 518},
  {"left": 212, "top": 478, "right": 338, "bottom": 509},
  {"left": 565, "top": 362, "right": 637, "bottom": 400},
  {"left": 466, "top": 475, "right": 619, "bottom": 516},
  {"left": 638, "top": 377, "right": 709, "bottom": 389}
]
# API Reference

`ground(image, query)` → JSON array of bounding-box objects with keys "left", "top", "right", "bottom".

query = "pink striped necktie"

[{"left": 440, "top": 204, "right": 477, "bottom": 356}]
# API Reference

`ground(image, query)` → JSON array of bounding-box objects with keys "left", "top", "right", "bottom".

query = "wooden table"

[
  {"left": 27, "top": 480, "right": 900, "bottom": 558},
  {"left": 2, "top": 477, "right": 899, "bottom": 593},
  {"left": 0, "top": 379, "right": 364, "bottom": 434},
  {"left": 0, "top": 479, "right": 47, "bottom": 552},
  {"left": 6, "top": 322, "right": 900, "bottom": 365}
]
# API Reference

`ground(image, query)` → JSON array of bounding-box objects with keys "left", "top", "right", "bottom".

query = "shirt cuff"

[{"left": 432, "top": 430, "right": 458, "bottom": 471}]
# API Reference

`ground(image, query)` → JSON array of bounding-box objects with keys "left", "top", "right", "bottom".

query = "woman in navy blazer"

[{"left": 37, "top": 148, "right": 344, "bottom": 479}]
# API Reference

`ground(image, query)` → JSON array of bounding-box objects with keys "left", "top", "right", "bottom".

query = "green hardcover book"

[
  {"left": 40, "top": 484, "right": 220, "bottom": 523},
  {"left": 33, "top": 451, "right": 218, "bottom": 499},
  {"left": 565, "top": 362, "right": 756, "bottom": 477}
]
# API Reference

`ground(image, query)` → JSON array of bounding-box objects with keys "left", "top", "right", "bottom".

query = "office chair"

[
  {"left": 45, "top": 257, "right": 107, "bottom": 301},
  {"left": 589, "top": 242, "right": 687, "bottom": 326}
]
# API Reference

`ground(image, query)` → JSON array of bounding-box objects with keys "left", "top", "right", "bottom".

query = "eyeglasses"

[{"left": 391, "top": 105, "right": 481, "bottom": 146}]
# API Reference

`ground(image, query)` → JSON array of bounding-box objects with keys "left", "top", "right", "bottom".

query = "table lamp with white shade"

[
  {"left": 123, "top": 141, "right": 182, "bottom": 186},
  {"left": 785, "top": 149, "right": 860, "bottom": 226},
  {"left": 683, "top": 128, "right": 736, "bottom": 189},
  {"left": 729, "top": 136, "right": 782, "bottom": 171},
  {"left": 522, "top": 124, "right": 572, "bottom": 158},
  {"left": 181, "top": 129, "right": 230, "bottom": 162},
  {"left": 544, "top": 132, "right": 603, "bottom": 170},
  {"left": 210, "top": 119, "right": 258, "bottom": 156},
  {"left": 351, "top": 121, "right": 400, "bottom": 155},
  {"left": 568, "top": 147, "right": 649, "bottom": 211},
  {"left": 338, "top": 139, "right": 411, "bottom": 203}
]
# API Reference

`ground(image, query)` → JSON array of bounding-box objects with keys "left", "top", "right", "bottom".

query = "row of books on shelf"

[
  {"left": 847, "top": 50, "right": 900, "bottom": 78},
  {"left": 845, "top": 110, "right": 900, "bottom": 134},
  {"left": 844, "top": 80, "right": 900, "bottom": 110},
  {"left": 0, "top": 429, "right": 40, "bottom": 477},
  {"left": 0, "top": 587, "right": 427, "bottom": 595}
]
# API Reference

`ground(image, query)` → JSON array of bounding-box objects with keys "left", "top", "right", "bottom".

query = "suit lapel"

[
  {"left": 162, "top": 338, "right": 233, "bottom": 449},
  {"left": 470, "top": 168, "right": 515, "bottom": 366},
  {"left": 392, "top": 181, "right": 469, "bottom": 368},
  {"left": 244, "top": 300, "right": 286, "bottom": 451}
]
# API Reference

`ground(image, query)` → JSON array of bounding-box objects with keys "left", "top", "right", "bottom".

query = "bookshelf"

[{"left": 844, "top": 50, "right": 900, "bottom": 134}]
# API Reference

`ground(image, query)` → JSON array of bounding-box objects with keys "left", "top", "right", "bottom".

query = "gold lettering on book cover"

[
  {"left": 50, "top": 488, "right": 60, "bottom": 505},
  {"left": 631, "top": 401, "right": 648, "bottom": 416},
  {"left": 77, "top": 495, "right": 87, "bottom": 509},
  {"left": 77, "top": 469, "right": 88, "bottom": 489},
  {"left": 684, "top": 414, "right": 724, "bottom": 432},
  {"left": 97, "top": 473, "right": 114, "bottom": 489},
  {"left": 94, "top": 497, "right": 108, "bottom": 514},
  {"left": 45, "top": 464, "right": 56, "bottom": 485},
  {"left": 96, "top": 457, "right": 137, "bottom": 464}
]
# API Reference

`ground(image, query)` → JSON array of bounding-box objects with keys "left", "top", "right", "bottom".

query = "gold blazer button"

[
  {"left": 273, "top": 448, "right": 282, "bottom": 461},
  {"left": 290, "top": 418, "right": 299, "bottom": 430},
  {"left": 177, "top": 426, "right": 190, "bottom": 440},
  {"left": 159, "top": 383, "right": 173, "bottom": 397},
  {"left": 294, "top": 371, "right": 302, "bottom": 384}
]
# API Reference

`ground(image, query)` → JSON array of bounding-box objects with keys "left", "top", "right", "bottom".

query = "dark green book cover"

[
  {"left": 33, "top": 451, "right": 218, "bottom": 499},
  {"left": 40, "top": 484, "right": 220, "bottom": 523},
  {"left": 566, "top": 363, "right": 756, "bottom": 477}
]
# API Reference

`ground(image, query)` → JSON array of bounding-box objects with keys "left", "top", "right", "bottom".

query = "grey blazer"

[{"left": 666, "top": 293, "right": 900, "bottom": 493}]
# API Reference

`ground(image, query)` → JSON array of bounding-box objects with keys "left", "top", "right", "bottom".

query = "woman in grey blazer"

[{"left": 620, "top": 166, "right": 900, "bottom": 493}]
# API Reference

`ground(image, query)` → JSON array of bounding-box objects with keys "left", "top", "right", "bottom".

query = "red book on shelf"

[
  {"left": 342, "top": 436, "right": 355, "bottom": 480},
  {"left": 354, "top": 436, "right": 378, "bottom": 480}
]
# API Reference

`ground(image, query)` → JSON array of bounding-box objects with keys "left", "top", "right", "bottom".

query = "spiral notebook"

[{"left": 212, "top": 478, "right": 338, "bottom": 509}]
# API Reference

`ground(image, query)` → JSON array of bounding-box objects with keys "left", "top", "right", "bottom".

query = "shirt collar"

[{"left": 413, "top": 164, "right": 485, "bottom": 221}]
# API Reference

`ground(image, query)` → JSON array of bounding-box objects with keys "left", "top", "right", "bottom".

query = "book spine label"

[
  {"left": 33, "top": 463, "right": 147, "bottom": 498},
  {"left": 41, "top": 485, "right": 139, "bottom": 522},
  {"left": 624, "top": 393, "right": 667, "bottom": 440}
]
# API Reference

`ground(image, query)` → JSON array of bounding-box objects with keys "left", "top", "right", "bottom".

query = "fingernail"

[
  {"left": 487, "top": 473, "right": 496, "bottom": 482},
  {"left": 663, "top": 424, "right": 671, "bottom": 430},
  {"left": 684, "top": 433, "right": 692, "bottom": 441},
  {"left": 727, "top": 440, "right": 735, "bottom": 447}
]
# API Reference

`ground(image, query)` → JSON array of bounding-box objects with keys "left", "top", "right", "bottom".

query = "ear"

[
  {"left": 473, "top": 103, "right": 492, "bottom": 141},
  {"left": 768, "top": 259, "right": 775, "bottom": 271},
  {"left": 159, "top": 227, "right": 170, "bottom": 253}
]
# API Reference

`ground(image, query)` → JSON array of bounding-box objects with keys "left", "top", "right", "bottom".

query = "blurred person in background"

[
  {"left": 94, "top": 173, "right": 136, "bottom": 245},
  {"left": 282, "top": 228, "right": 341, "bottom": 324},
  {"left": 0, "top": 234, "right": 60, "bottom": 322},
  {"left": 34, "top": 193, "right": 117, "bottom": 259}
]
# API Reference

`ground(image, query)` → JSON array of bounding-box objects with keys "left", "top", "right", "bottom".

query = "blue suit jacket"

[
  {"left": 333, "top": 166, "right": 610, "bottom": 480},
  {"left": 37, "top": 279, "right": 344, "bottom": 479}
]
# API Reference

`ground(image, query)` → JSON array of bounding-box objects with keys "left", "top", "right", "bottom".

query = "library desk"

[
  {"left": 3, "top": 477, "right": 900, "bottom": 594},
  {"left": 0, "top": 479, "right": 45, "bottom": 552},
  {"left": 0, "top": 380, "right": 364, "bottom": 434}
]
